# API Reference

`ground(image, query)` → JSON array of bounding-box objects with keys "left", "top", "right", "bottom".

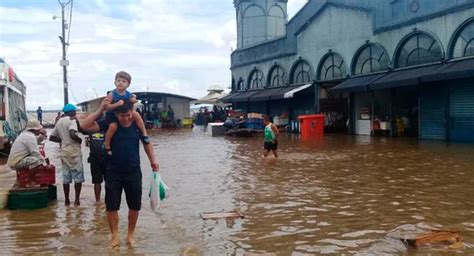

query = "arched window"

[
  {"left": 450, "top": 19, "right": 474, "bottom": 58},
  {"left": 242, "top": 5, "right": 266, "bottom": 46},
  {"left": 352, "top": 44, "right": 390, "bottom": 75},
  {"left": 267, "top": 6, "right": 286, "bottom": 38},
  {"left": 237, "top": 79, "right": 245, "bottom": 91},
  {"left": 395, "top": 32, "right": 443, "bottom": 68},
  {"left": 290, "top": 60, "right": 312, "bottom": 84},
  {"left": 248, "top": 69, "right": 264, "bottom": 90},
  {"left": 318, "top": 52, "right": 347, "bottom": 81},
  {"left": 268, "top": 64, "right": 286, "bottom": 88}
]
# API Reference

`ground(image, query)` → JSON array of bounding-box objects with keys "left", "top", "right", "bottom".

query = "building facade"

[{"left": 223, "top": 0, "right": 474, "bottom": 142}]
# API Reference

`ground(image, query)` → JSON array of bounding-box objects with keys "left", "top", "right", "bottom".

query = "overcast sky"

[{"left": 0, "top": 0, "right": 307, "bottom": 110}]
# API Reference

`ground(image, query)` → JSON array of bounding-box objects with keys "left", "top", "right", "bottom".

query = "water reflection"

[{"left": 0, "top": 127, "right": 473, "bottom": 254}]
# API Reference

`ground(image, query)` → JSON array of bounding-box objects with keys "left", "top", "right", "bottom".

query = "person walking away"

[
  {"left": 103, "top": 71, "right": 149, "bottom": 155},
  {"left": 78, "top": 101, "right": 159, "bottom": 248},
  {"left": 87, "top": 132, "right": 107, "bottom": 203},
  {"left": 7, "top": 120, "right": 47, "bottom": 185},
  {"left": 263, "top": 115, "right": 279, "bottom": 158},
  {"left": 49, "top": 104, "right": 84, "bottom": 206},
  {"left": 36, "top": 106, "right": 43, "bottom": 125}
]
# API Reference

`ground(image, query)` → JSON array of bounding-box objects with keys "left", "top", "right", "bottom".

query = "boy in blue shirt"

[{"left": 104, "top": 71, "right": 149, "bottom": 154}]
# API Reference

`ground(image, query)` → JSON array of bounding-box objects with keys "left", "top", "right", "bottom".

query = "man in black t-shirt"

[{"left": 87, "top": 132, "right": 107, "bottom": 203}]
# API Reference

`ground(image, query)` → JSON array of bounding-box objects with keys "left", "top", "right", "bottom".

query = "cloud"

[{"left": 1, "top": 1, "right": 307, "bottom": 110}]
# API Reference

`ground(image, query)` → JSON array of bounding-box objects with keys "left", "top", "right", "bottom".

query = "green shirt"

[{"left": 264, "top": 124, "right": 275, "bottom": 142}]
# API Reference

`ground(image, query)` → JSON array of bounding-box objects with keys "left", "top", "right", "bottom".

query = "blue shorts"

[
  {"left": 105, "top": 168, "right": 142, "bottom": 211},
  {"left": 62, "top": 162, "right": 85, "bottom": 184}
]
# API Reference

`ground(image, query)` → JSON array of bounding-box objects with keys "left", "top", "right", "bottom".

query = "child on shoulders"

[{"left": 103, "top": 71, "right": 149, "bottom": 155}]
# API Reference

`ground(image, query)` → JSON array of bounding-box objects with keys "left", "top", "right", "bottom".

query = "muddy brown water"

[{"left": 0, "top": 126, "right": 473, "bottom": 255}]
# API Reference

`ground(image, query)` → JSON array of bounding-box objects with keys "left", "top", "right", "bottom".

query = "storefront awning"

[
  {"left": 420, "top": 57, "right": 474, "bottom": 83},
  {"left": 249, "top": 87, "right": 291, "bottom": 102},
  {"left": 248, "top": 83, "right": 313, "bottom": 102},
  {"left": 283, "top": 83, "right": 313, "bottom": 98},
  {"left": 221, "top": 92, "right": 243, "bottom": 103},
  {"left": 230, "top": 90, "right": 261, "bottom": 103},
  {"left": 369, "top": 63, "right": 445, "bottom": 90},
  {"left": 330, "top": 73, "right": 385, "bottom": 92}
]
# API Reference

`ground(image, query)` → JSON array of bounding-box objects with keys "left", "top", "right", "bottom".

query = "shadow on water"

[{"left": 0, "top": 126, "right": 473, "bottom": 254}]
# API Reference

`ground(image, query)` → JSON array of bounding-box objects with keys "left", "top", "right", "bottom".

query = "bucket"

[{"left": 0, "top": 190, "right": 8, "bottom": 209}]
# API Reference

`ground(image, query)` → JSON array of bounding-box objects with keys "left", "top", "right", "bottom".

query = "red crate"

[
  {"left": 35, "top": 165, "right": 55, "bottom": 186},
  {"left": 16, "top": 170, "right": 30, "bottom": 188},
  {"left": 17, "top": 165, "right": 56, "bottom": 187}
]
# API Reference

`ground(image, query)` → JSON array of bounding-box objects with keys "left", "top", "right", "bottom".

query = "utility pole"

[{"left": 58, "top": 0, "right": 71, "bottom": 105}]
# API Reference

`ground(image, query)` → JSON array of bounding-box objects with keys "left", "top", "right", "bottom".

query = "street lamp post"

[{"left": 58, "top": 0, "right": 71, "bottom": 105}]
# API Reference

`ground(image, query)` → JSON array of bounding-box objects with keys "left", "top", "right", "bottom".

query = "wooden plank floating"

[
  {"left": 396, "top": 229, "right": 462, "bottom": 248},
  {"left": 200, "top": 210, "right": 244, "bottom": 220}
]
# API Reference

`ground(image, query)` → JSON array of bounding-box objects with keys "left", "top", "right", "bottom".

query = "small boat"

[{"left": 0, "top": 59, "right": 27, "bottom": 150}]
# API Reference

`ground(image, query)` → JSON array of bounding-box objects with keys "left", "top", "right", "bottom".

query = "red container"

[
  {"left": 17, "top": 165, "right": 56, "bottom": 187},
  {"left": 298, "top": 114, "right": 325, "bottom": 138}
]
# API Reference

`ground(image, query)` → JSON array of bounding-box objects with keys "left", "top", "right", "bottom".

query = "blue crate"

[
  {"left": 247, "top": 118, "right": 263, "bottom": 124},
  {"left": 246, "top": 122, "right": 264, "bottom": 130}
]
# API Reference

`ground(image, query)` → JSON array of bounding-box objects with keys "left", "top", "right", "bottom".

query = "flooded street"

[{"left": 1, "top": 127, "right": 473, "bottom": 255}]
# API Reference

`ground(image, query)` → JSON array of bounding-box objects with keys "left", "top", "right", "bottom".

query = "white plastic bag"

[{"left": 149, "top": 172, "right": 170, "bottom": 212}]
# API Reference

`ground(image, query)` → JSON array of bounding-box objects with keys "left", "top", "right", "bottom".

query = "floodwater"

[{"left": 0, "top": 127, "right": 473, "bottom": 255}]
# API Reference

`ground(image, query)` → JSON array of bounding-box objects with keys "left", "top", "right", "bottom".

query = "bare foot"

[
  {"left": 74, "top": 201, "right": 80, "bottom": 206},
  {"left": 110, "top": 234, "right": 120, "bottom": 248},
  {"left": 65, "top": 199, "right": 70, "bottom": 206},
  {"left": 126, "top": 236, "right": 136, "bottom": 247}
]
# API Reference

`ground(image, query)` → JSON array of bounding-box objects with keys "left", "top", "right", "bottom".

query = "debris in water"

[
  {"left": 391, "top": 229, "right": 462, "bottom": 248},
  {"left": 200, "top": 210, "right": 244, "bottom": 220}
]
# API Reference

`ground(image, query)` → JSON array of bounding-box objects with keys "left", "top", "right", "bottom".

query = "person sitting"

[{"left": 7, "top": 120, "right": 47, "bottom": 185}]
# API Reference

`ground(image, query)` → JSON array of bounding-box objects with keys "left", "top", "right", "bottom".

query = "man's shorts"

[
  {"left": 105, "top": 168, "right": 142, "bottom": 211},
  {"left": 90, "top": 160, "right": 106, "bottom": 184},
  {"left": 62, "top": 162, "right": 85, "bottom": 184},
  {"left": 14, "top": 155, "right": 44, "bottom": 170},
  {"left": 264, "top": 140, "right": 278, "bottom": 151}
]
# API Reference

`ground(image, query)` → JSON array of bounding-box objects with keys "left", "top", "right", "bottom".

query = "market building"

[{"left": 223, "top": 0, "right": 474, "bottom": 142}]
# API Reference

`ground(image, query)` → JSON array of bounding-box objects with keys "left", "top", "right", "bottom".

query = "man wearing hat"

[
  {"left": 7, "top": 120, "right": 46, "bottom": 171},
  {"left": 50, "top": 103, "right": 84, "bottom": 206}
]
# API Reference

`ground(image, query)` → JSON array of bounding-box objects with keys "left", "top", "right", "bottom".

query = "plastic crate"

[
  {"left": 47, "top": 185, "right": 57, "bottom": 202},
  {"left": 246, "top": 122, "right": 264, "bottom": 130},
  {"left": 8, "top": 190, "right": 49, "bottom": 210},
  {"left": 247, "top": 118, "right": 263, "bottom": 124},
  {"left": 17, "top": 165, "right": 56, "bottom": 188}
]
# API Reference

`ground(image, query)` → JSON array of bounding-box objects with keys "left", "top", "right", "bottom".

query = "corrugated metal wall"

[
  {"left": 449, "top": 80, "right": 474, "bottom": 142},
  {"left": 420, "top": 84, "right": 447, "bottom": 140}
]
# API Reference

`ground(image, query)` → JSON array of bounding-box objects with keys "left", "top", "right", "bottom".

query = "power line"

[{"left": 66, "top": 0, "right": 73, "bottom": 52}]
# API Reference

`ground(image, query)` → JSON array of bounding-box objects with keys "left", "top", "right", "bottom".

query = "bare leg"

[
  {"left": 263, "top": 150, "right": 269, "bottom": 158},
  {"left": 63, "top": 184, "right": 70, "bottom": 206},
  {"left": 133, "top": 112, "right": 147, "bottom": 136},
  {"left": 107, "top": 211, "right": 120, "bottom": 248},
  {"left": 74, "top": 182, "right": 82, "bottom": 206},
  {"left": 104, "top": 122, "right": 118, "bottom": 154},
  {"left": 272, "top": 150, "right": 278, "bottom": 158},
  {"left": 94, "top": 183, "right": 101, "bottom": 203},
  {"left": 127, "top": 210, "right": 139, "bottom": 246}
]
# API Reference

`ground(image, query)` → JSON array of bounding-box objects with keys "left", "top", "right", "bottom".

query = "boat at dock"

[{"left": 0, "top": 59, "right": 27, "bottom": 151}]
